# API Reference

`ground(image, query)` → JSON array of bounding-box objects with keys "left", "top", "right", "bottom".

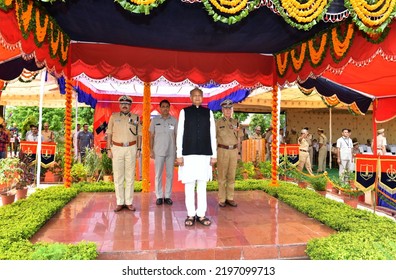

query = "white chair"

[
  {"left": 390, "top": 145, "right": 396, "bottom": 155},
  {"left": 366, "top": 146, "right": 373, "bottom": 154}
]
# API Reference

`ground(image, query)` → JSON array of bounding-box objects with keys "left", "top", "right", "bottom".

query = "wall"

[{"left": 286, "top": 109, "right": 396, "bottom": 145}]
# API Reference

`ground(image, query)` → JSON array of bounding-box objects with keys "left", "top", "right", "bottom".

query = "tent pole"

[
  {"left": 329, "top": 107, "right": 332, "bottom": 169},
  {"left": 36, "top": 70, "right": 45, "bottom": 186}
]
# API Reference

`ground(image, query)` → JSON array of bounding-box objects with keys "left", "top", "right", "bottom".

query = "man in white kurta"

[
  {"left": 336, "top": 128, "right": 353, "bottom": 182},
  {"left": 176, "top": 87, "right": 217, "bottom": 227}
]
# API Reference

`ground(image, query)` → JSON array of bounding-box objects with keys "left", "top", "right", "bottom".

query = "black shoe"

[
  {"left": 156, "top": 198, "right": 163, "bottom": 205},
  {"left": 164, "top": 198, "right": 173, "bottom": 205}
]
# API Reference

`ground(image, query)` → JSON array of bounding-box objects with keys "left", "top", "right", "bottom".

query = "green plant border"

[{"left": 1, "top": 179, "right": 395, "bottom": 259}]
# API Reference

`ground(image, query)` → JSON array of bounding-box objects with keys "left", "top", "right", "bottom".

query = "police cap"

[
  {"left": 118, "top": 95, "right": 133, "bottom": 104},
  {"left": 220, "top": 99, "right": 233, "bottom": 108}
]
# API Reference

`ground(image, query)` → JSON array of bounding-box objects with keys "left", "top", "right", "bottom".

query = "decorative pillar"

[
  {"left": 270, "top": 84, "right": 280, "bottom": 186},
  {"left": 63, "top": 78, "right": 73, "bottom": 188},
  {"left": 142, "top": 83, "right": 151, "bottom": 192}
]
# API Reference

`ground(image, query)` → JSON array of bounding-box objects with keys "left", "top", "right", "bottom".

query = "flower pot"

[
  {"left": 16, "top": 188, "right": 28, "bottom": 200},
  {"left": 326, "top": 181, "right": 333, "bottom": 192},
  {"left": 103, "top": 175, "right": 113, "bottom": 182},
  {"left": 343, "top": 196, "right": 358, "bottom": 208},
  {"left": 1, "top": 193, "right": 16, "bottom": 205}
]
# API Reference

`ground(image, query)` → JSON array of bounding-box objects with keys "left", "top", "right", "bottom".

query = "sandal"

[
  {"left": 185, "top": 216, "right": 195, "bottom": 227},
  {"left": 196, "top": 216, "right": 211, "bottom": 226}
]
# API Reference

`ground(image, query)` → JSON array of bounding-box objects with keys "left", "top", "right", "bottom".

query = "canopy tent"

[{"left": 0, "top": 68, "right": 88, "bottom": 108}]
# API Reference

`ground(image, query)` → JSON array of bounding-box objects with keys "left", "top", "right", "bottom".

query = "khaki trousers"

[
  {"left": 318, "top": 147, "right": 327, "bottom": 172},
  {"left": 111, "top": 145, "right": 137, "bottom": 206},
  {"left": 217, "top": 148, "right": 238, "bottom": 203},
  {"left": 298, "top": 151, "right": 313, "bottom": 175}
]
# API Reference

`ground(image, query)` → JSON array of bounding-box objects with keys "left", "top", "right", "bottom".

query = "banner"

[
  {"left": 355, "top": 155, "right": 377, "bottom": 191},
  {"left": 378, "top": 155, "right": 396, "bottom": 195},
  {"left": 19, "top": 141, "right": 57, "bottom": 167},
  {"left": 279, "top": 144, "right": 299, "bottom": 166}
]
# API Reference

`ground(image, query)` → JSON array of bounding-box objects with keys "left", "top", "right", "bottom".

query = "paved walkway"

[{"left": 30, "top": 190, "right": 335, "bottom": 260}]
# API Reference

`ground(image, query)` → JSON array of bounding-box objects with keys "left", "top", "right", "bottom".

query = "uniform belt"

[
  {"left": 299, "top": 149, "right": 308, "bottom": 152},
  {"left": 218, "top": 144, "right": 238, "bottom": 150},
  {"left": 112, "top": 140, "right": 136, "bottom": 147}
]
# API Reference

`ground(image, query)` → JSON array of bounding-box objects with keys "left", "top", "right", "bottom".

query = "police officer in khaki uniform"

[
  {"left": 106, "top": 95, "right": 142, "bottom": 212},
  {"left": 317, "top": 128, "right": 328, "bottom": 173},
  {"left": 216, "top": 99, "right": 243, "bottom": 207}
]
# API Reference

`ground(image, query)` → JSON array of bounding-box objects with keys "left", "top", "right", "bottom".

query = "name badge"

[{"left": 169, "top": 124, "right": 175, "bottom": 130}]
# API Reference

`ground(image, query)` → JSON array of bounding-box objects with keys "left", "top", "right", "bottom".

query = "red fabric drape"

[
  {"left": 0, "top": 9, "right": 65, "bottom": 76},
  {"left": 71, "top": 42, "right": 274, "bottom": 87}
]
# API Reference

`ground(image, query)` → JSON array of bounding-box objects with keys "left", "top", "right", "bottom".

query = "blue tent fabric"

[
  {"left": 208, "top": 89, "right": 250, "bottom": 111},
  {"left": 42, "top": 0, "right": 336, "bottom": 54},
  {"left": 58, "top": 77, "right": 97, "bottom": 108},
  {"left": 298, "top": 77, "right": 373, "bottom": 114},
  {"left": 0, "top": 57, "right": 43, "bottom": 81}
]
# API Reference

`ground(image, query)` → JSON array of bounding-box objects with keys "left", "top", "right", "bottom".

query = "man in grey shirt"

[{"left": 150, "top": 100, "right": 178, "bottom": 206}]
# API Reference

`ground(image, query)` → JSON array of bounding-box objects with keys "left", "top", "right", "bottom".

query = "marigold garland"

[
  {"left": 34, "top": 8, "right": 49, "bottom": 46},
  {"left": 209, "top": 0, "right": 248, "bottom": 14},
  {"left": 308, "top": 33, "right": 328, "bottom": 66},
  {"left": 290, "top": 43, "right": 307, "bottom": 72},
  {"left": 64, "top": 78, "right": 73, "bottom": 188},
  {"left": 275, "top": 52, "right": 289, "bottom": 77},
  {"left": 280, "top": 0, "right": 327, "bottom": 23},
  {"left": 15, "top": 0, "right": 33, "bottom": 38},
  {"left": 9, "top": 0, "right": 69, "bottom": 66},
  {"left": 270, "top": 85, "right": 279, "bottom": 186},
  {"left": 272, "top": 0, "right": 332, "bottom": 30},
  {"left": 330, "top": 22, "right": 355, "bottom": 62},
  {"left": 348, "top": 0, "right": 396, "bottom": 26}
]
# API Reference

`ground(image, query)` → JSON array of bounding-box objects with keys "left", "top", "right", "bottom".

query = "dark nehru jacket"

[{"left": 182, "top": 105, "right": 213, "bottom": 156}]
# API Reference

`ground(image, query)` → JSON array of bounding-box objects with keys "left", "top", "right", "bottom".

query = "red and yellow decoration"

[
  {"left": 346, "top": 0, "right": 396, "bottom": 32},
  {"left": 280, "top": 0, "right": 329, "bottom": 23},
  {"left": 276, "top": 22, "right": 355, "bottom": 77},
  {"left": 1, "top": 0, "right": 69, "bottom": 66},
  {"left": 142, "top": 83, "right": 151, "bottom": 192},
  {"left": 270, "top": 84, "right": 279, "bottom": 186},
  {"left": 63, "top": 78, "right": 73, "bottom": 188}
]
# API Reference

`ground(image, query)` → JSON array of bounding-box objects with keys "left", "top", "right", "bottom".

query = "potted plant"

[
  {"left": 0, "top": 157, "right": 24, "bottom": 205},
  {"left": 71, "top": 163, "right": 88, "bottom": 182},
  {"left": 308, "top": 175, "right": 327, "bottom": 195},
  {"left": 15, "top": 151, "right": 36, "bottom": 199},
  {"left": 100, "top": 151, "right": 113, "bottom": 182},
  {"left": 83, "top": 147, "right": 101, "bottom": 182}
]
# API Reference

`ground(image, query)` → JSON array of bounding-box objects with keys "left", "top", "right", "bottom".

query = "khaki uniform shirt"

[
  {"left": 42, "top": 130, "right": 54, "bottom": 142},
  {"left": 299, "top": 137, "right": 309, "bottom": 151},
  {"left": 149, "top": 115, "right": 178, "bottom": 157},
  {"left": 319, "top": 134, "right": 327, "bottom": 149},
  {"left": 106, "top": 112, "right": 142, "bottom": 144},
  {"left": 216, "top": 117, "right": 243, "bottom": 146}
]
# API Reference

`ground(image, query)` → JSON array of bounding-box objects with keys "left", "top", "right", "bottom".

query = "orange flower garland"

[
  {"left": 290, "top": 42, "right": 307, "bottom": 72},
  {"left": 209, "top": 0, "right": 249, "bottom": 14},
  {"left": 308, "top": 33, "right": 327, "bottom": 65},
  {"left": 270, "top": 85, "right": 279, "bottom": 186},
  {"left": 275, "top": 52, "right": 289, "bottom": 77},
  {"left": 142, "top": 83, "right": 151, "bottom": 192},
  {"left": 280, "top": 0, "right": 328, "bottom": 23},
  {"left": 15, "top": 0, "right": 34, "bottom": 35},
  {"left": 349, "top": 0, "right": 396, "bottom": 27},
  {"left": 129, "top": 0, "right": 156, "bottom": 4},
  {"left": 331, "top": 23, "right": 354, "bottom": 57},
  {"left": 64, "top": 78, "right": 73, "bottom": 188},
  {"left": 35, "top": 8, "right": 49, "bottom": 45}
]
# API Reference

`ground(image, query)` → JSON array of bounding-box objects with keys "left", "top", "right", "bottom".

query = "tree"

[
  {"left": 213, "top": 111, "right": 248, "bottom": 123},
  {"left": 5, "top": 106, "right": 94, "bottom": 138},
  {"left": 249, "top": 113, "right": 286, "bottom": 133}
]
